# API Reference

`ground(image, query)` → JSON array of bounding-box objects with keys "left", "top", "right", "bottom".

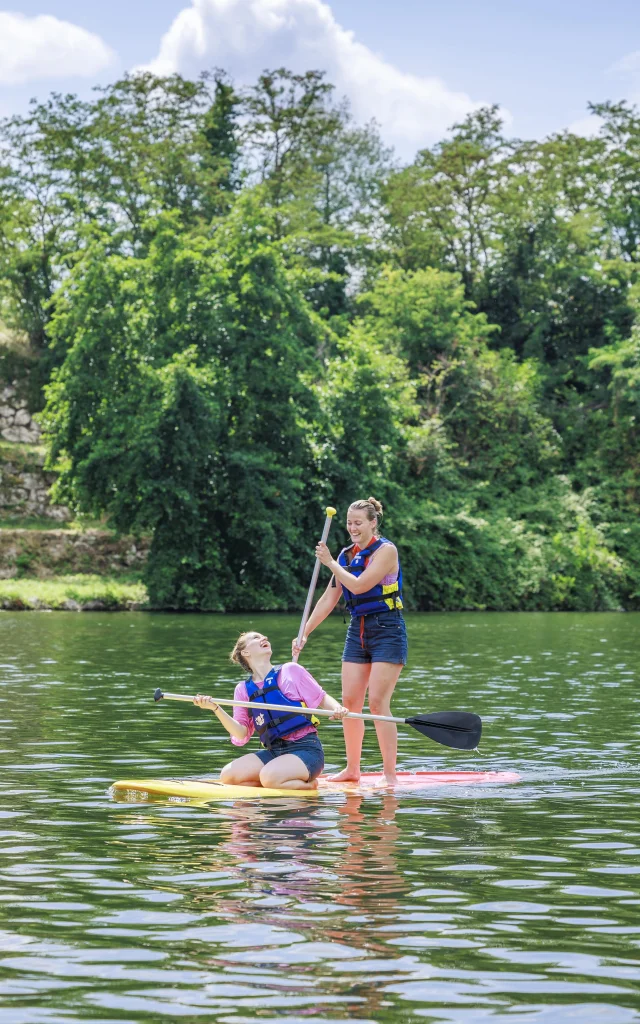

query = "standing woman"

[{"left": 293, "top": 498, "right": 407, "bottom": 784}]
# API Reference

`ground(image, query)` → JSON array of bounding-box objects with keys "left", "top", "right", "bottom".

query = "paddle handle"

[
  {"left": 157, "top": 690, "right": 402, "bottom": 725},
  {"left": 293, "top": 506, "right": 337, "bottom": 663}
]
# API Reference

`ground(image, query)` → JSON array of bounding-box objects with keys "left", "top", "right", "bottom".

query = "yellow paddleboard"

[{"left": 110, "top": 778, "right": 319, "bottom": 801}]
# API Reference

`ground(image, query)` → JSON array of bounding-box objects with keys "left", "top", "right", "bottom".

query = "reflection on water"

[{"left": 1, "top": 610, "right": 640, "bottom": 1022}]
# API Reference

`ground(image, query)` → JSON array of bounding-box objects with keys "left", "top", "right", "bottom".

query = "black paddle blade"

[
  {"left": 153, "top": 688, "right": 164, "bottom": 702},
  {"left": 405, "top": 711, "right": 482, "bottom": 750}
]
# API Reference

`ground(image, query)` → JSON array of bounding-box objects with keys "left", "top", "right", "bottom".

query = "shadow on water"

[{"left": 1, "top": 610, "right": 640, "bottom": 1022}]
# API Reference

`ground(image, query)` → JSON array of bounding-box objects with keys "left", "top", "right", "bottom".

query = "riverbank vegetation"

[
  {"left": 0, "top": 574, "right": 146, "bottom": 611},
  {"left": 1, "top": 71, "right": 638, "bottom": 611}
]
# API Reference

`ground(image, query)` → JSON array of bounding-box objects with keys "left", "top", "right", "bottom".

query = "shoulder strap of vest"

[
  {"left": 245, "top": 665, "right": 281, "bottom": 699},
  {"left": 338, "top": 543, "right": 355, "bottom": 565},
  {"left": 358, "top": 536, "right": 385, "bottom": 559}
]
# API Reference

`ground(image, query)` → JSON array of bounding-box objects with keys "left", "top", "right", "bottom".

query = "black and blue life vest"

[
  {"left": 338, "top": 536, "right": 403, "bottom": 617},
  {"left": 245, "top": 665, "right": 319, "bottom": 749}
]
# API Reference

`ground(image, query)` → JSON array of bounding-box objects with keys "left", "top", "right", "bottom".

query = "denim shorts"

[
  {"left": 255, "top": 732, "right": 325, "bottom": 781},
  {"left": 342, "top": 609, "right": 408, "bottom": 665}
]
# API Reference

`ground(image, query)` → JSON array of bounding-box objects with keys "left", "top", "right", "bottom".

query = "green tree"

[
  {"left": 0, "top": 72, "right": 241, "bottom": 373},
  {"left": 242, "top": 69, "right": 341, "bottom": 209},
  {"left": 201, "top": 71, "right": 242, "bottom": 213},
  {"left": 590, "top": 100, "right": 640, "bottom": 261},
  {"left": 42, "top": 196, "right": 326, "bottom": 609},
  {"left": 241, "top": 69, "right": 392, "bottom": 320},
  {"left": 383, "top": 106, "right": 509, "bottom": 290}
]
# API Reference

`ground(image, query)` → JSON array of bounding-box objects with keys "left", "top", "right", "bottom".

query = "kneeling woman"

[{"left": 193, "top": 632, "right": 348, "bottom": 791}]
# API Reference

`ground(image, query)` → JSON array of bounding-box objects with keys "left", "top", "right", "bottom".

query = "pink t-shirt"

[
  {"left": 231, "top": 662, "right": 326, "bottom": 746},
  {"left": 375, "top": 541, "right": 400, "bottom": 587}
]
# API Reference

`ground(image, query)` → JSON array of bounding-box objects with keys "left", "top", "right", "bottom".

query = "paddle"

[
  {"left": 293, "top": 505, "right": 336, "bottom": 663},
  {"left": 153, "top": 688, "right": 482, "bottom": 751}
]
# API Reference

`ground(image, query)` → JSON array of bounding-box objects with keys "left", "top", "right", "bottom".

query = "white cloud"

[
  {"left": 567, "top": 114, "right": 603, "bottom": 138},
  {"left": 611, "top": 50, "right": 640, "bottom": 76},
  {"left": 141, "top": 0, "right": 493, "bottom": 155},
  {"left": 0, "top": 12, "right": 114, "bottom": 85}
]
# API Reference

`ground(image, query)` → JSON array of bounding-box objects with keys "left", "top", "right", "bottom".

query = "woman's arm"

[
  {"left": 315, "top": 542, "right": 398, "bottom": 595},
  {"left": 279, "top": 663, "right": 349, "bottom": 719},
  {"left": 292, "top": 578, "right": 341, "bottom": 656},
  {"left": 305, "top": 577, "right": 341, "bottom": 631},
  {"left": 193, "top": 695, "right": 248, "bottom": 741},
  {"left": 318, "top": 692, "right": 350, "bottom": 719}
]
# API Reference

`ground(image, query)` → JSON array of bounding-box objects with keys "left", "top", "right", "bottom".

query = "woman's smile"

[{"left": 347, "top": 515, "right": 369, "bottom": 543}]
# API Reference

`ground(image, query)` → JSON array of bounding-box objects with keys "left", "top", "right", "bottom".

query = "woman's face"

[
  {"left": 346, "top": 510, "right": 374, "bottom": 545},
  {"left": 241, "top": 633, "right": 272, "bottom": 666}
]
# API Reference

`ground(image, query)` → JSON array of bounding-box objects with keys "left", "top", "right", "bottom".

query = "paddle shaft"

[
  {"left": 159, "top": 690, "right": 402, "bottom": 725},
  {"left": 293, "top": 506, "right": 336, "bottom": 663}
]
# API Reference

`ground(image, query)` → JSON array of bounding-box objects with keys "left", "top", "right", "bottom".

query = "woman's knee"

[
  {"left": 369, "top": 694, "right": 392, "bottom": 716},
  {"left": 220, "top": 762, "right": 238, "bottom": 784},
  {"left": 343, "top": 690, "right": 366, "bottom": 713},
  {"left": 221, "top": 760, "right": 257, "bottom": 784},
  {"left": 341, "top": 664, "right": 369, "bottom": 705},
  {"left": 259, "top": 763, "right": 276, "bottom": 787}
]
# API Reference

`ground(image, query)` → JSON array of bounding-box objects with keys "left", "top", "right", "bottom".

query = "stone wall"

[
  {"left": 0, "top": 383, "right": 40, "bottom": 444},
  {"left": 0, "top": 368, "right": 151, "bottom": 594},
  {"left": 0, "top": 447, "right": 69, "bottom": 521},
  {"left": 0, "top": 529, "right": 150, "bottom": 579}
]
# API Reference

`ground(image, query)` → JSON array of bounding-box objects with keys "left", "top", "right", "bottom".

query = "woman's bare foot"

[
  {"left": 368, "top": 773, "right": 397, "bottom": 788},
  {"left": 326, "top": 767, "right": 361, "bottom": 783}
]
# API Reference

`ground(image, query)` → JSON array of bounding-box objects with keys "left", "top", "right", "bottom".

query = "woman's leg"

[
  {"left": 328, "top": 661, "right": 371, "bottom": 783},
  {"left": 259, "top": 754, "right": 318, "bottom": 791},
  {"left": 219, "top": 752, "right": 265, "bottom": 786},
  {"left": 368, "top": 662, "right": 404, "bottom": 784}
]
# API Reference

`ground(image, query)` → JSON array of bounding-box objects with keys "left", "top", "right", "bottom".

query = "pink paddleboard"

[{"left": 318, "top": 770, "right": 520, "bottom": 790}]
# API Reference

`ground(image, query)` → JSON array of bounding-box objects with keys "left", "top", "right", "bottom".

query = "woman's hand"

[
  {"left": 315, "top": 541, "right": 334, "bottom": 568},
  {"left": 292, "top": 635, "right": 307, "bottom": 658},
  {"left": 330, "top": 705, "right": 350, "bottom": 721},
  {"left": 193, "top": 694, "right": 219, "bottom": 712}
]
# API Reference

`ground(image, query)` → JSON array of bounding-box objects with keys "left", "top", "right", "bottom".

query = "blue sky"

[{"left": 2, "top": 0, "right": 639, "bottom": 156}]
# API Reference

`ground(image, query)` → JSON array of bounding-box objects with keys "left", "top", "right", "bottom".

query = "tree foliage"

[{"left": 1, "top": 70, "right": 639, "bottom": 610}]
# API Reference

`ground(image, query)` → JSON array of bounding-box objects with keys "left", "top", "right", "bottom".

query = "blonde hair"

[
  {"left": 229, "top": 631, "right": 258, "bottom": 673},
  {"left": 349, "top": 496, "right": 383, "bottom": 534}
]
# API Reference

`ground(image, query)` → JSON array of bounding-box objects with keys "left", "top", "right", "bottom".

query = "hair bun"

[{"left": 368, "top": 496, "right": 383, "bottom": 517}]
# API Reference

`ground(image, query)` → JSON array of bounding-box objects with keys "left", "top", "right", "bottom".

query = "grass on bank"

[
  {"left": 0, "top": 439, "right": 46, "bottom": 464},
  {"left": 0, "top": 574, "right": 148, "bottom": 610},
  {"left": 0, "top": 516, "right": 72, "bottom": 531},
  {"left": 0, "top": 516, "right": 106, "bottom": 531}
]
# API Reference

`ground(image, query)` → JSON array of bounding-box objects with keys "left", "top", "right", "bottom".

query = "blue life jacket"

[
  {"left": 245, "top": 665, "right": 319, "bottom": 749},
  {"left": 338, "top": 536, "right": 403, "bottom": 617}
]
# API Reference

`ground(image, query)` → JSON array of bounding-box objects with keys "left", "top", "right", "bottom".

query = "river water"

[{"left": 1, "top": 610, "right": 640, "bottom": 1023}]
